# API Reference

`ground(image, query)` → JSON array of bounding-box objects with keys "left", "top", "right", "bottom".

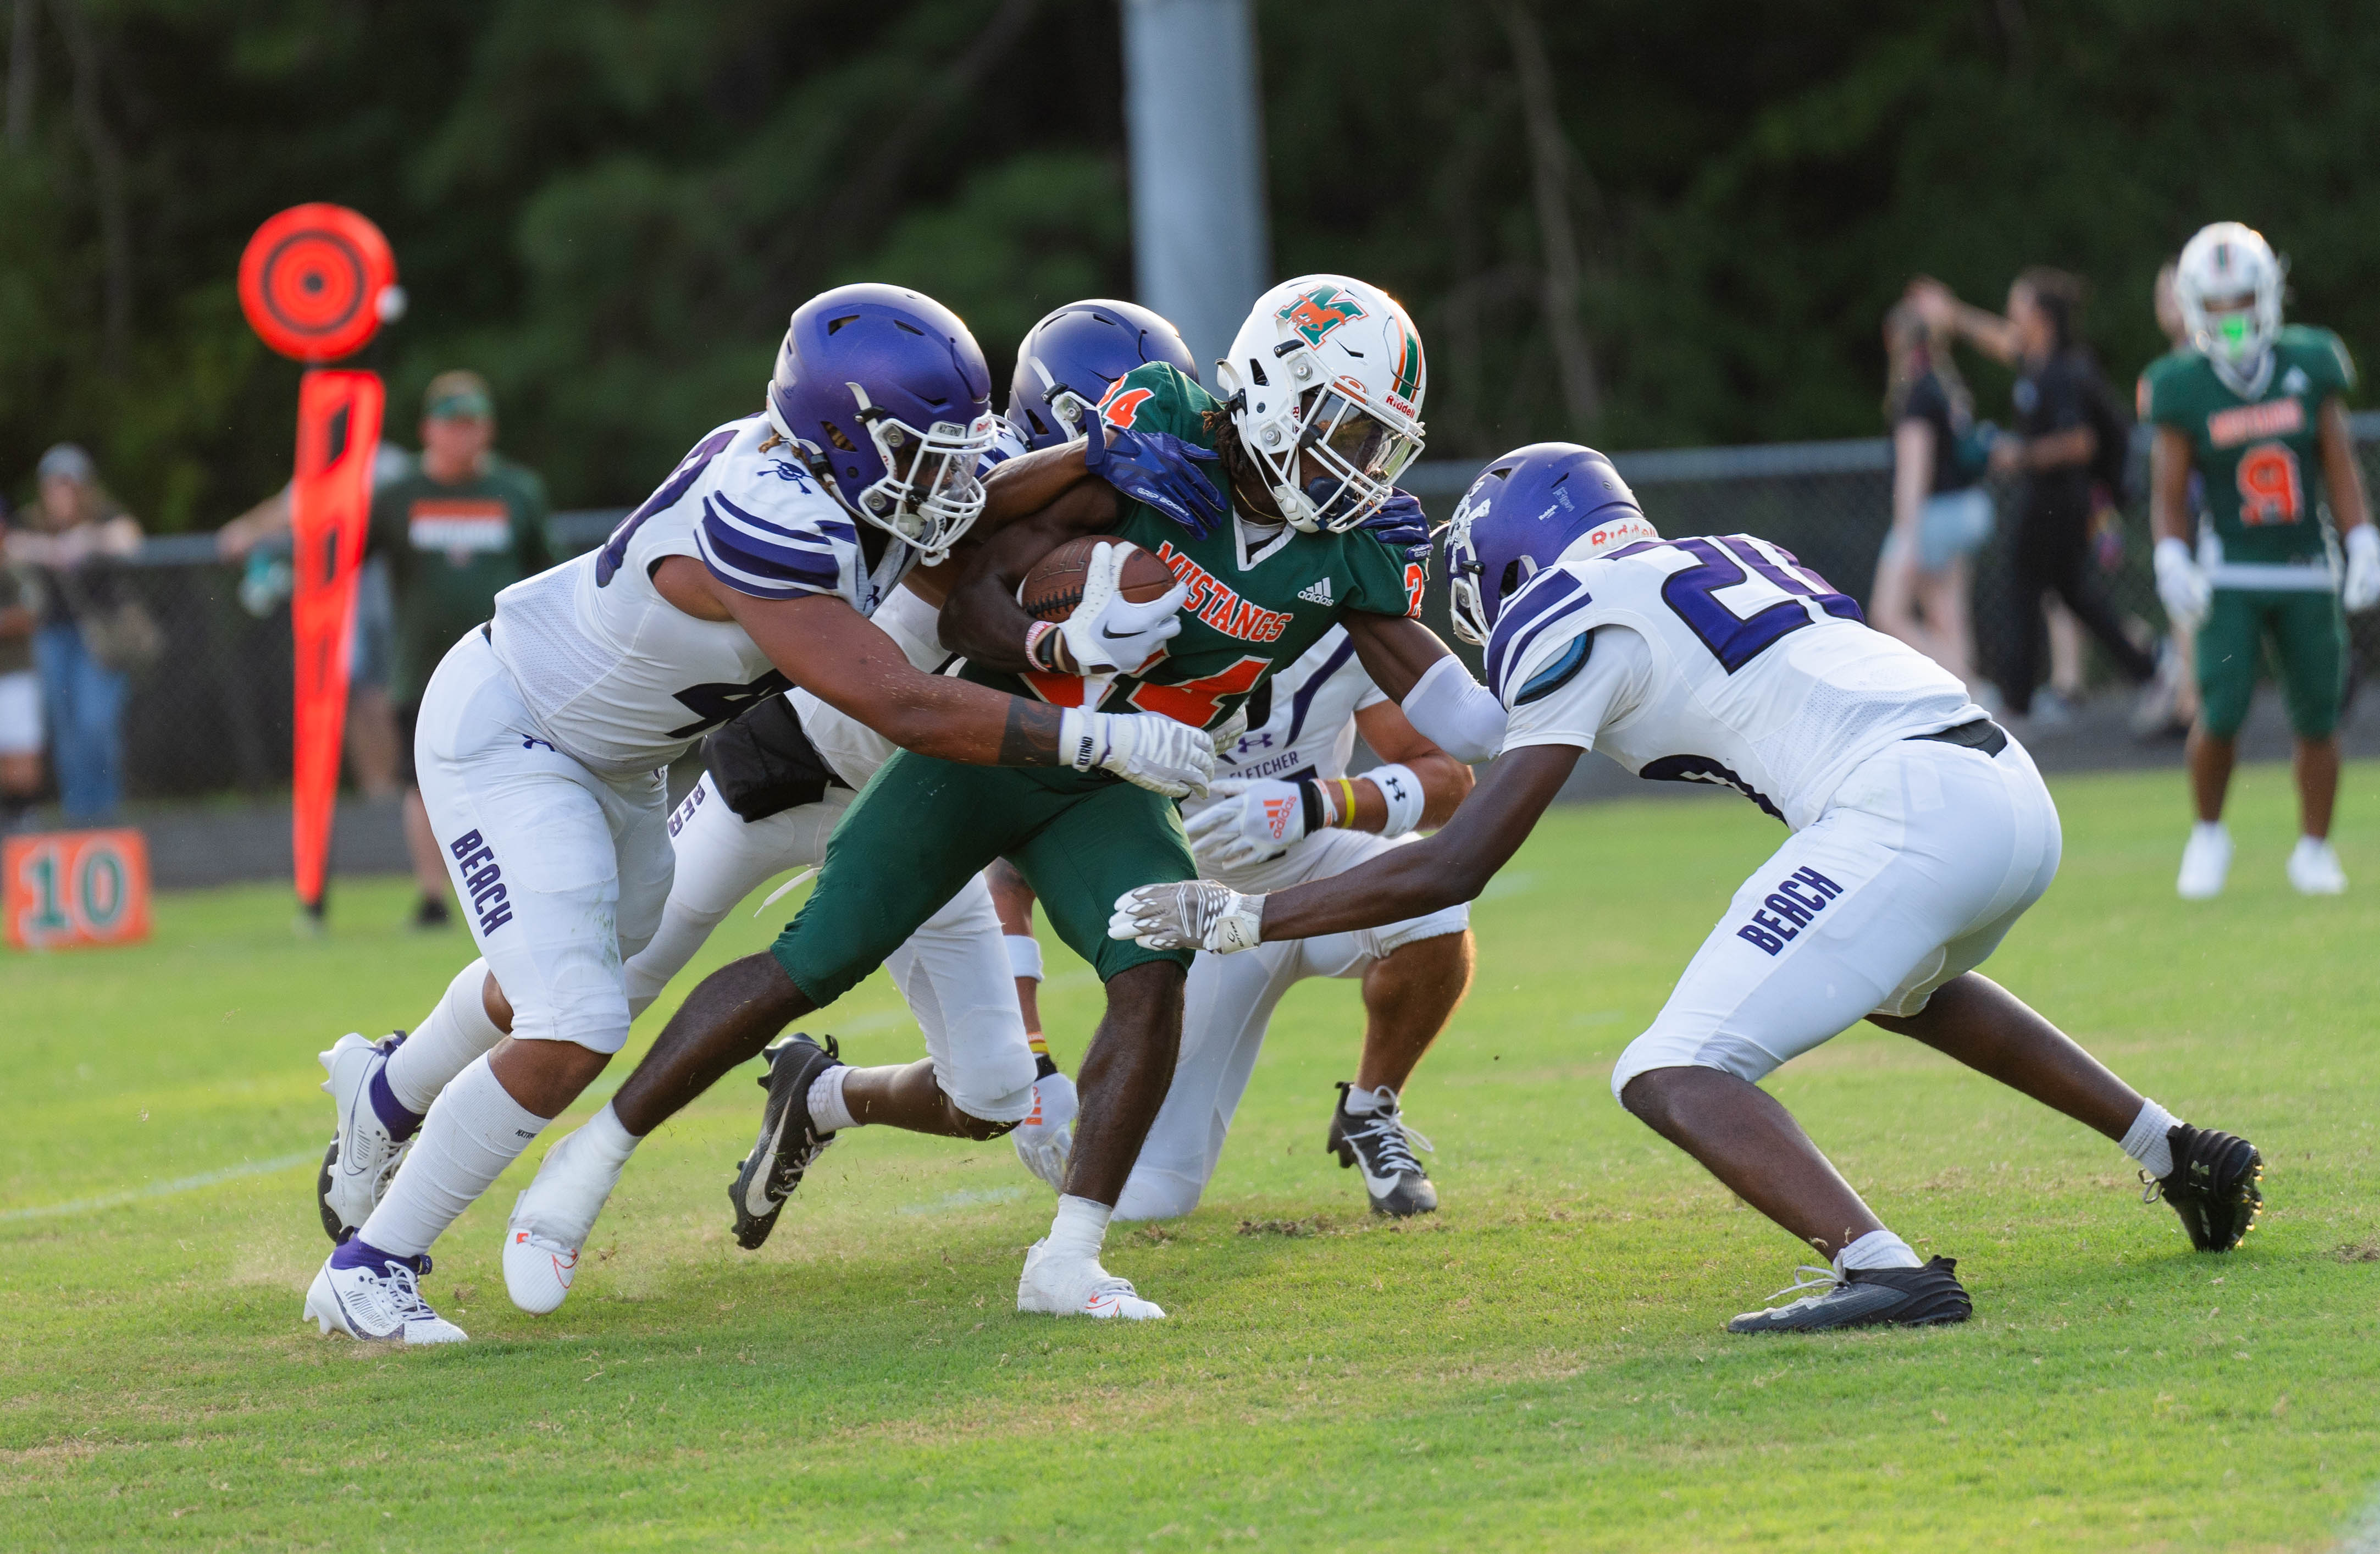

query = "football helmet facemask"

[
  {"left": 2175, "top": 222, "right": 2285, "bottom": 397},
  {"left": 1213, "top": 275, "right": 1427, "bottom": 534}
]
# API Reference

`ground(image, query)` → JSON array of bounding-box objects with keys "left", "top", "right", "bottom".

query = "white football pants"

[
  {"left": 1610, "top": 733, "right": 2062, "bottom": 1099},
  {"left": 620, "top": 770, "right": 1037, "bottom": 1124},
  {"left": 1114, "top": 828, "right": 1473, "bottom": 1221},
  {"left": 414, "top": 629, "right": 672, "bottom": 1057}
]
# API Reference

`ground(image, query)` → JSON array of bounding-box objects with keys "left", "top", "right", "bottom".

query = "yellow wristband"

[
  {"left": 1026, "top": 1032, "right": 1048, "bottom": 1055},
  {"left": 1335, "top": 777, "right": 1359, "bottom": 828}
]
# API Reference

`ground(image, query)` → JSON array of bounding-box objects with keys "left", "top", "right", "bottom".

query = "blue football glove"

[
  {"left": 1354, "top": 489, "right": 1432, "bottom": 567},
  {"left": 1082, "top": 412, "right": 1228, "bottom": 540}
]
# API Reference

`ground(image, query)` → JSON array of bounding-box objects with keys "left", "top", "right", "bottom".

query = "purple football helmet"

[
  {"left": 1445, "top": 443, "right": 1657, "bottom": 645},
  {"left": 1005, "top": 298, "right": 1199, "bottom": 450},
  {"left": 765, "top": 283, "right": 1000, "bottom": 558}
]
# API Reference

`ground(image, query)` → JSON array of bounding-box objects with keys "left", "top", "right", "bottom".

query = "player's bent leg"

[
  {"left": 1329, "top": 916, "right": 1473, "bottom": 1216},
  {"left": 880, "top": 873, "right": 1039, "bottom": 1137}
]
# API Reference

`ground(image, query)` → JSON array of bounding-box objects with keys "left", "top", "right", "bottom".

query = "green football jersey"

[
  {"left": 964, "top": 361, "right": 1422, "bottom": 744},
  {"left": 2138, "top": 324, "right": 2356, "bottom": 569}
]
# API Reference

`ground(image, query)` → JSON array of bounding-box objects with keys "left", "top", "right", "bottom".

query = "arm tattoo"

[{"left": 998, "top": 700, "right": 1064, "bottom": 766}]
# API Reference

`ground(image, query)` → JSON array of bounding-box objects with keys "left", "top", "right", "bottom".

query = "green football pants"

[
  {"left": 771, "top": 750, "right": 1195, "bottom": 1009},
  {"left": 2194, "top": 588, "right": 2346, "bottom": 740}
]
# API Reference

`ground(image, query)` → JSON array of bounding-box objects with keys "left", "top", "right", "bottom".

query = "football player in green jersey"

[
  {"left": 579, "top": 275, "right": 1511, "bottom": 1320},
  {"left": 2143, "top": 222, "right": 2378, "bottom": 898}
]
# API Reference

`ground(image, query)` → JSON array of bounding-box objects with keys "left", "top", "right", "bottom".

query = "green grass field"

[{"left": 5, "top": 762, "right": 2378, "bottom": 1551}]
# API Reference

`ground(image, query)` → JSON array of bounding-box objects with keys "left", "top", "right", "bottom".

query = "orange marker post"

[{"left": 236, "top": 204, "right": 401, "bottom": 921}]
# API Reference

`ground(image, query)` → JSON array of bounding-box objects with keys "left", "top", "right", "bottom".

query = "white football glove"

[
  {"left": 2343, "top": 525, "right": 2380, "bottom": 612},
  {"left": 1108, "top": 881, "right": 1266, "bottom": 954},
  {"left": 2154, "top": 537, "right": 2211, "bottom": 623},
  {"left": 1060, "top": 707, "right": 1215, "bottom": 798},
  {"left": 1058, "top": 541, "right": 1188, "bottom": 677},
  {"left": 1011, "top": 1071, "right": 1077, "bottom": 1192},
  {"left": 1186, "top": 778, "right": 1307, "bottom": 871}
]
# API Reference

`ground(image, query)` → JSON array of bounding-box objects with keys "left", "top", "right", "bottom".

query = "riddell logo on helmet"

[
  {"left": 1279, "top": 286, "right": 1368, "bottom": 347},
  {"left": 1098, "top": 385, "right": 1155, "bottom": 429}
]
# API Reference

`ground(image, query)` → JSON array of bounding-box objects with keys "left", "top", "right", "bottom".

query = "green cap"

[{"left": 424, "top": 369, "right": 494, "bottom": 422}]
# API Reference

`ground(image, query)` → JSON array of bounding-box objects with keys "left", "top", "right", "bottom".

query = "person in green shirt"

[
  {"left": 369, "top": 370, "right": 552, "bottom": 926},
  {"left": 2144, "top": 223, "right": 2378, "bottom": 900}
]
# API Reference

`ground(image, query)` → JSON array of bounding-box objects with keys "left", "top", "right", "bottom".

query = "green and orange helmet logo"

[
  {"left": 1278, "top": 285, "right": 1369, "bottom": 347},
  {"left": 1388, "top": 326, "right": 1425, "bottom": 412}
]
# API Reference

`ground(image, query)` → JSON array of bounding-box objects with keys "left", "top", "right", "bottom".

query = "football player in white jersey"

[
  {"left": 303, "top": 284, "right": 1218, "bottom": 1344},
  {"left": 1115, "top": 443, "right": 2267, "bottom": 1334},
  {"left": 996, "top": 621, "right": 1476, "bottom": 1221}
]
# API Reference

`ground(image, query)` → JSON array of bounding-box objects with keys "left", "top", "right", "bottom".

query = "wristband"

[
  {"left": 1335, "top": 777, "right": 1360, "bottom": 828},
  {"left": 1026, "top": 620, "right": 1065, "bottom": 673},
  {"left": 1299, "top": 778, "right": 1327, "bottom": 837},
  {"left": 1359, "top": 762, "right": 1426, "bottom": 837},
  {"left": 1005, "top": 933, "right": 1045, "bottom": 982}
]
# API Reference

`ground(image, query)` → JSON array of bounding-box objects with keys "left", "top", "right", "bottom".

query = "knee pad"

[{"left": 1609, "top": 1027, "right": 1778, "bottom": 1104}]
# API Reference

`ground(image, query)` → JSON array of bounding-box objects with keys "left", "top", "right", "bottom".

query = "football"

[{"left": 1018, "top": 535, "right": 1177, "bottom": 622}]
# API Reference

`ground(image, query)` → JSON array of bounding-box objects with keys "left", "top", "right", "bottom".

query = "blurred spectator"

[
  {"left": 218, "top": 442, "right": 417, "bottom": 797},
  {"left": 369, "top": 371, "right": 550, "bottom": 927},
  {"left": 1870, "top": 297, "right": 1991, "bottom": 688},
  {"left": 0, "top": 493, "right": 40, "bottom": 829},
  {"left": 1917, "top": 270, "right": 2159, "bottom": 720},
  {"left": 4, "top": 445, "right": 149, "bottom": 823}
]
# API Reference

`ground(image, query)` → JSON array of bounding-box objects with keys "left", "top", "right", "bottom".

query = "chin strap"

[{"left": 2209, "top": 348, "right": 2276, "bottom": 402}]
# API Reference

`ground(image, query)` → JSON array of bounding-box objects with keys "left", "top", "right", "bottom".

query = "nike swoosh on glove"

[
  {"left": 1083, "top": 412, "right": 1230, "bottom": 539},
  {"left": 1060, "top": 709, "right": 1215, "bottom": 798},
  {"left": 1057, "top": 540, "right": 1187, "bottom": 677},
  {"left": 1186, "top": 777, "right": 1306, "bottom": 872},
  {"left": 2344, "top": 524, "right": 2380, "bottom": 612},
  {"left": 1108, "top": 881, "right": 1265, "bottom": 953},
  {"left": 1011, "top": 1072, "right": 1077, "bottom": 1192},
  {"left": 1353, "top": 489, "right": 1432, "bottom": 565}
]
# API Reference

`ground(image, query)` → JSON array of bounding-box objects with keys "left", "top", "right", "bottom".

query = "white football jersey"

[
  {"left": 1493, "top": 533, "right": 1979, "bottom": 831},
  {"left": 1185, "top": 624, "right": 1387, "bottom": 889},
  {"left": 488, "top": 413, "right": 916, "bottom": 777}
]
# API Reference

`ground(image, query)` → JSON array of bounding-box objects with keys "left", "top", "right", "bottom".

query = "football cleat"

[
  {"left": 2177, "top": 823, "right": 2233, "bottom": 900},
  {"left": 502, "top": 1218, "right": 579, "bottom": 1317},
  {"left": 1015, "top": 1238, "right": 1165, "bottom": 1320},
  {"left": 2144, "top": 1124, "right": 2263, "bottom": 1251},
  {"left": 1726, "top": 1256, "right": 1972, "bottom": 1334},
  {"left": 2287, "top": 837, "right": 2347, "bottom": 895},
  {"left": 317, "top": 1031, "right": 414, "bottom": 1245},
  {"left": 1326, "top": 1082, "right": 1438, "bottom": 1216},
  {"left": 303, "top": 1242, "right": 467, "bottom": 1344},
  {"left": 729, "top": 1033, "right": 842, "bottom": 1251},
  {"left": 501, "top": 1122, "right": 634, "bottom": 1314}
]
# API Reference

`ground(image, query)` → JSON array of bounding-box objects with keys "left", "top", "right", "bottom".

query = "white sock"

[
  {"left": 359, "top": 1054, "right": 549, "bottom": 1258},
  {"left": 1343, "top": 1084, "right": 1392, "bottom": 1117},
  {"left": 385, "top": 960, "right": 506, "bottom": 1114},
  {"left": 580, "top": 1100, "right": 641, "bottom": 1164},
  {"left": 516, "top": 1102, "right": 642, "bottom": 1248},
  {"left": 2122, "top": 1098, "right": 2180, "bottom": 1180},
  {"left": 1046, "top": 1194, "right": 1111, "bottom": 1264},
  {"left": 808, "top": 1066, "right": 857, "bottom": 1133},
  {"left": 2193, "top": 820, "right": 2229, "bottom": 842},
  {"left": 1836, "top": 1229, "right": 1923, "bottom": 1271}
]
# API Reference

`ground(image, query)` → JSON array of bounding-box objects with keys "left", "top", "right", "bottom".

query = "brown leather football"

[{"left": 1019, "top": 537, "right": 1177, "bottom": 622}]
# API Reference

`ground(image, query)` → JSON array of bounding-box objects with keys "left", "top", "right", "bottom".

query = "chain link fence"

[{"left": 60, "top": 416, "right": 2380, "bottom": 804}]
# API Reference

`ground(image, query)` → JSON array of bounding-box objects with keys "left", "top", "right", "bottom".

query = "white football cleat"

[
  {"left": 500, "top": 1124, "right": 630, "bottom": 1313},
  {"left": 317, "top": 1031, "right": 413, "bottom": 1243},
  {"left": 2287, "top": 836, "right": 2347, "bottom": 895},
  {"left": 503, "top": 1218, "right": 579, "bottom": 1316},
  {"left": 304, "top": 1249, "right": 467, "bottom": 1344},
  {"left": 1015, "top": 1238, "right": 1165, "bottom": 1320},
  {"left": 2177, "top": 823, "right": 2233, "bottom": 900}
]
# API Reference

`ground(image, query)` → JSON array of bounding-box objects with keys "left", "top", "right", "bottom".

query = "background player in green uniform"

[
  {"left": 596, "top": 275, "right": 1512, "bottom": 1320},
  {"left": 2144, "top": 223, "right": 2378, "bottom": 899}
]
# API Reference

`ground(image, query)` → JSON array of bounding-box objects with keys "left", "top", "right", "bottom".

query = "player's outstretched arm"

[
  {"left": 1342, "top": 610, "right": 1508, "bottom": 764},
  {"left": 1114, "top": 744, "right": 1580, "bottom": 953}
]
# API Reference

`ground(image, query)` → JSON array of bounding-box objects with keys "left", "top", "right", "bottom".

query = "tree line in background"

[{"left": 3, "top": 0, "right": 2377, "bottom": 529}]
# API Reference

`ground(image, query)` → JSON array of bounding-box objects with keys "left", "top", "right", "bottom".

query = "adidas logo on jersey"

[{"left": 1297, "top": 578, "right": 1335, "bottom": 605}]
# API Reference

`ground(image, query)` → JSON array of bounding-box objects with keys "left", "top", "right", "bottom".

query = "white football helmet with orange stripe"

[
  {"left": 2175, "top": 222, "right": 2285, "bottom": 397},
  {"left": 1213, "top": 274, "right": 1428, "bottom": 534}
]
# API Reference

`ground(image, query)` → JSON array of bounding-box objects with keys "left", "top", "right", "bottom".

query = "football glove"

[
  {"left": 2154, "top": 537, "right": 2211, "bottom": 623},
  {"left": 1011, "top": 1071, "right": 1077, "bottom": 1192},
  {"left": 1056, "top": 540, "right": 1187, "bottom": 678},
  {"left": 1186, "top": 777, "right": 1308, "bottom": 871},
  {"left": 1060, "top": 708, "right": 1215, "bottom": 799},
  {"left": 2344, "top": 524, "right": 2380, "bottom": 612},
  {"left": 1082, "top": 411, "right": 1229, "bottom": 539},
  {"left": 1352, "top": 488, "right": 1432, "bottom": 566},
  {"left": 1108, "top": 881, "right": 1266, "bottom": 954}
]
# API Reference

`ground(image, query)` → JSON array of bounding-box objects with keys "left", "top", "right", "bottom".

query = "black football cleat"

[
  {"left": 729, "top": 1033, "right": 842, "bottom": 1251},
  {"left": 1325, "top": 1082, "right": 1438, "bottom": 1216},
  {"left": 2145, "top": 1124, "right": 2263, "bottom": 1251},
  {"left": 1727, "top": 1256, "right": 1972, "bottom": 1334}
]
